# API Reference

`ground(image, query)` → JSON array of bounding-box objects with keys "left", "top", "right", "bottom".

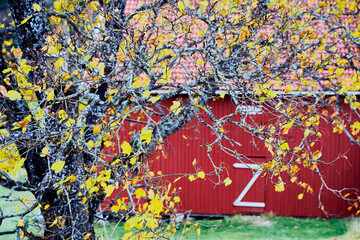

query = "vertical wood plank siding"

[{"left": 103, "top": 97, "right": 360, "bottom": 217}]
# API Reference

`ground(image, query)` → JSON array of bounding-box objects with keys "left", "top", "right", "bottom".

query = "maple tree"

[{"left": 0, "top": 0, "right": 359, "bottom": 239}]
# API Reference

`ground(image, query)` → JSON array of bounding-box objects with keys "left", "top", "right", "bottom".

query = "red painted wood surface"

[
  {"left": 99, "top": 0, "right": 360, "bottom": 218},
  {"left": 102, "top": 97, "right": 360, "bottom": 217},
  {"left": 265, "top": 119, "right": 360, "bottom": 217}
]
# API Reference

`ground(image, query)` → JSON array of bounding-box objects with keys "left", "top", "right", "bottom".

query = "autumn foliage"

[{"left": 0, "top": 0, "right": 359, "bottom": 239}]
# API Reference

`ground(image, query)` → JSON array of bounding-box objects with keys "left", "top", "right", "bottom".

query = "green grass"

[
  {"left": 95, "top": 215, "right": 360, "bottom": 240},
  {"left": 0, "top": 169, "right": 42, "bottom": 239}
]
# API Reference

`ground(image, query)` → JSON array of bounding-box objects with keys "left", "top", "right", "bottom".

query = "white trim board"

[{"left": 233, "top": 163, "right": 265, "bottom": 208}]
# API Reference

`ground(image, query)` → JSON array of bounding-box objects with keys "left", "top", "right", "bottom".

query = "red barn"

[
  {"left": 100, "top": 0, "right": 360, "bottom": 218},
  {"left": 101, "top": 95, "right": 360, "bottom": 218}
]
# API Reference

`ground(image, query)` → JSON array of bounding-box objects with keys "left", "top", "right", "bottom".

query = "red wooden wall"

[{"left": 102, "top": 97, "right": 360, "bottom": 217}]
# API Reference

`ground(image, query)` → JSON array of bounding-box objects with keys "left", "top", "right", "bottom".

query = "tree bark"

[
  {"left": 6, "top": 1, "right": 97, "bottom": 239},
  {"left": 8, "top": 0, "right": 47, "bottom": 61},
  {"left": 39, "top": 153, "right": 95, "bottom": 240}
]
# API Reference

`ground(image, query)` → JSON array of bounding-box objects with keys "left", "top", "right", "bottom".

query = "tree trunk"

[
  {"left": 6, "top": 1, "right": 99, "bottom": 239},
  {"left": 8, "top": 0, "right": 47, "bottom": 61},
  {"left": 39, "top": 153, "right": 95, "bottom": 240}
]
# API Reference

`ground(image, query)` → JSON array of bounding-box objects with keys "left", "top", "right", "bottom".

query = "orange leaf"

[
  {"left": 262, "top": 66, "right": 270, "bottom": 73},
  {"left": 93, "top": 125, "right": 101, "bottom": 134},
  {"left": 0, "top": 85, "right": 7, "bottom": 97}
]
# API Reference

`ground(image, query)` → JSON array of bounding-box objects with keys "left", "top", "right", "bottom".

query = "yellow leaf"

[
  {"left": 197, "top": 171, "right": 205, "bottom": 179},
  {"left": 140, "top": 128, "right": 153, "bottom": 145},
  {"left": 45, "top": 88, "right": 55, "bottom": 101},
  {"left": 44, "top": 204, "right": 50, "bottom": 210},
  {"left": 6, "top": 90, "right": 22, "bottom": 101},
  {"left": 159, "top": 67, "right": 172, "bottom": 84},
  {"left": 2, "top": 68, "right": 11, "bottom": 74},
  {"left": 58, "top": 109, "right": 68, "bottom": 122},
  {"left": 290, "top": 177, "right": 297, "bottom": 183},
  {"left": 192, "top": 159, "right": 197, "bottom": 166},
  {"left": 78, "top": 101, "right": 88, "bottom": 114},
  {"left": 130, "top": 157, "right": 137, "bottom": 165},
  {"left": 104, "top": 185, "right": 115, "bottom": 197},
  {"left": 48, "top": 43, "right": 62, "bottom": 56},
  {"left": 40, "top": 146, "right": 50, "bottom": 157},
  {"left": 88, "top": 1, "right": 99, "bottom": 11},
  {"left": 149, "top": 95, "right": 161, "bottom": 103},
  {"left": 33, "top": 3, "right": 41, "bottom": 11},
  {"left": 275, "top": 179, "right": 285, "bottom": 192},
  {"left": 53, "top": 0, "right": 62, "bottom": 11},
  {"left": 298, "top": 193, "right": 304, "bottom": 200},
  {"left": 224, "top": 177, "right": 232, "bottom": 186},
  {"left": 18, "top": 219, "right": 24, "bottom": 227},
  {"left": 350, "top": 121, "right": 360, "bottom": 135},
  {"left": 281, "top": 119, "right": 294, "bottom": 134},
  {"left": 170, "top": 101, "right": 182, "bottom": 115},
  {"left": 20, "top": 15, "right": 32, "bottom": 26},
  {"left": 134, "top": 188, "right": 146, "bottom": 199},
  {"left": 104, "top": 141, "right": 112, "bottom": 147},
  {"left": 87, "top": 140, "right": 94, "bottom": 148},
  {"left": 195, "top": 104, "right": 206, "bottom": 110},
  {"left": 267, "top": 90, "right": 277, "bottom": 99},
  {"left": 304, "top": 129, "right": 311, "bottom": 137},
  {"left": 84, "top": 233, "right": 91, "bottom": 240},
  {"left": 122, "top": 232, "right": 133, "bottom": 240},
  {"left": 278, "top": 141, "right": 289, "bottom": 155},
  {"left": 196, "top": 59, "right": 204, "bottom": 67},
  {"left": 198, "top": 0, "right": 208, "bottom": 14},
  {"left": 142, "top": 90, "right": 151, "bottom": 98},
  {"left": 121, "top": 141, "right": 132, "bottom": 156},
  {"left": 174, "top": 176, "right": 182, "bottom": 183},
  {"left": 197, "top": 228, "right": 201, "bottom": 236},
  {"left": 50, "top": 161, "right": 65, "bottom": 174},
  {"left": 219, "top": 91, "right": 226, "bottom": 98},
  {"left": 13, "top": 48, "right": 23, "bottom": 58},
  {"left": 90, "top": 186, "right": 99, "bottom": 193},
  {"left": 284, "top": 85, "right": 293, "bottom": 93},
  {"left": 3, "top": 39, "right": 12, "bottom": 46},
  {"left": 49, "top": 216, "right": 62, "bottom": 227},
  {"left": 54, "top": 58, "right": 65, "bottom": 68},
  {"left": 84, "top": 55, "right": 91, "bottom": 61},
  {"left": 313, "top": 150, "right": 322, "bottom": 160},
  {"left": 93, "top": 125, "right": 101, "bottom": 134},
  {"left": 148, "top": 197, "right": 164, "bottom": 215},
  {"left": 178, "top": 1, "right": 185, "bottom": 13},
  {"left": 66, "top": 118, "right": 75, "bottom": 127},
  {"left": 318, "top": 2, "right": 327, "bottom": 7},
  {"left": 98, "top": 62, "right": 105, "bottom": 75},
  {"left": 125, "top": 217, "right": 142, "bottom": 231},
  {"left": 335, "top": 68, "right": 344, "bottom": 77},
  {"left": 88, "top": 60, "right": 98, "bottom": 69},
  {"left": 188, "top": 175, "right": 196, "bottom": 182},
  {"left": 22, "top": 65, "right": 31, "bottom": 74}
]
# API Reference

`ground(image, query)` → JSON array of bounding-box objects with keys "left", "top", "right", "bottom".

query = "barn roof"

[{"left": 121, "top": 0, "right": 360, "bottom": 95}]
